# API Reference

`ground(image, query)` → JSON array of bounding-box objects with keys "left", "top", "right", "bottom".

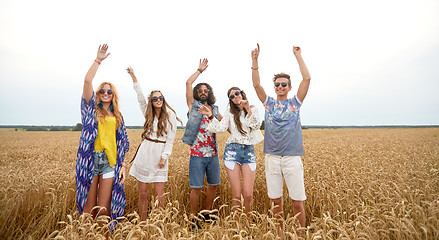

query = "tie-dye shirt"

[
  {"left": 190, "top": 115, "right": 218, "bottom": 157},
  {"left": 263, "top": 95, "right": 304, "bottom": 156}
]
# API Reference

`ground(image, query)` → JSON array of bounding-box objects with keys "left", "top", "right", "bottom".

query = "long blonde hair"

[
  {"left": 142, "top": 91, "right": 182, "bottom": 139},
  {"left": 95, "top": 82, "right": 122, "bottom": 129}
]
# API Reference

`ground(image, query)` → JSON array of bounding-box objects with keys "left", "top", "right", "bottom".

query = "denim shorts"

[
  {"left": 223, "top": 143, "right": 257, "bottom": 168},
  {"left": 189, "top": 155, "right": 221, "bottom": 188},
  {"left": 93, "top": 151, "right": 115, "bottom": 179}
]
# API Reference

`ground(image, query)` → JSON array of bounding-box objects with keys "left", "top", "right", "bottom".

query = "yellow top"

[{"left": 94, "top": 117, "right": 117, "bottom": 167}]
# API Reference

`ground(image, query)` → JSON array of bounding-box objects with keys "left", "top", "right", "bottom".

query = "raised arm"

[
  {"left": 251, "top": 44, "right": 267, "bottom": 103},
  {"left": 294, "top": 46, "right": 311, "bottom": 103},
  {"left": 186, "top": 58, "right": 208, "bottom": 108},
  {"left": 83, "top": 44, "right": 111, "bottom": 103},
  {"left": 127, "top": 67, "right": 147, "bottom": 115}
]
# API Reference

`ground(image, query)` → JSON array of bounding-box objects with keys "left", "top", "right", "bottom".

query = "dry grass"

[{"left": 0, "top": 128, "right": 438, "bottom": 239}]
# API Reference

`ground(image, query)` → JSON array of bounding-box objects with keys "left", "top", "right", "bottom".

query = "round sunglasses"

[
  {"left": 197, "top": 89, "right": 209, "bottom": 94},
  {"left": 151, "top": 96, "right": 164, "bottom": 102},
  {"left": 274, "top": 82, "right": 288, "bottom": 87},
  {"left": 229, "top": 90, "right": 241, "bottom": 100},
  {"left": 99, "top": 89, "right": 113, "bottom": 95}
]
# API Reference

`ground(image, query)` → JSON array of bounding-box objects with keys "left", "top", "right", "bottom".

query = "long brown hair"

[
  {"left": 227, "top": 87, "right": 248, "bottom": 135},
  {"left": 142, "top": 91, "right": 182, "bottom": 139},
  {"left": 95, "top": 82, "right": 122, "bottom": 129}
]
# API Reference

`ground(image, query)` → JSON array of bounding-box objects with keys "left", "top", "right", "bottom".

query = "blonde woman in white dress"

[{"left": 127, "top": 67, "right": 181, "bottom": 221}]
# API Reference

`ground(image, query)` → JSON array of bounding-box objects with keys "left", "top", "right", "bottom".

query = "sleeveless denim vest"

[{"left": 181, "top": 100, "right": 219, "bottom": 146}]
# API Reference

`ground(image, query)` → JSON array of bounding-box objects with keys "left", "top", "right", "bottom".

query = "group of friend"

[{"left": 75, "top": 43, "right": 311, "bottom": 235}]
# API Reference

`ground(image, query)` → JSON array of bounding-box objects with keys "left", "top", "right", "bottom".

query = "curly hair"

[{"left": 193, "top": 83, "right": 216, "bottom": 106}]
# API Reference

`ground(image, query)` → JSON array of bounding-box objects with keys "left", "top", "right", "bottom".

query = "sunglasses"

[
  {"left": 99, "top": 89, "right": 113, "bottom": 95},
  {"left": 151, "top": 96, "right": 164, "bottom": 102},
  {"left": 197, "top": 89, "right": 209, "bottom": 94},
  {"left": 274, "top": 82, "right": 288, "bottom": 87},
  {"left": 229, "top": 91, "right": 241, "bottom": 100}
]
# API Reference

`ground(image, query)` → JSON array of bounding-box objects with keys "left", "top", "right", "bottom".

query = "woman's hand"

[
  {"left": 119, "top": 166, "right": 126, "bottom": 185},
  {"left": 126, "top": 66, "right": 138, "bottom": 82},
  {"left": 240, "top": 99, "right": 250, "bottom": 110},
  {"left": 198, "top": 105, "right": 212, "bottom": 116},
  {"left": 97, "top": 44, "right": 111, "bottom": 62},
  {"left": 158, "top": 158, "right": 166, "bottom": 169}
]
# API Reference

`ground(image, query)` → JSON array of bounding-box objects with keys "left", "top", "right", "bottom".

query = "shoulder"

[{"left": 167, "top": 109, "right": 176, "bottom": 118}]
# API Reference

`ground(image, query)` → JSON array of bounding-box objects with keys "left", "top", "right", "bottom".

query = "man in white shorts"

[{"left": 250, "top": 43, "right": 311, "bottom": 232}]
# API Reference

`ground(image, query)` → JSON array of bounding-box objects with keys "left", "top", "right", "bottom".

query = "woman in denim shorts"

[
  {"left": 199, "top": 87, "right": 262, "bottom": 213},
  {"left": 76, "top": 44, "right": 129, "bottom": 228}
]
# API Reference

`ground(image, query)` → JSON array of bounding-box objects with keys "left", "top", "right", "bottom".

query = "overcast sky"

[{"left": 1, "top": 0, "right": 438, "bottom": 126}]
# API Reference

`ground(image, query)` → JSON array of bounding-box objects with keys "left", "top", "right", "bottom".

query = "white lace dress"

[
  {"left": 207, "top": 106, "right": 261, "bottom": 145},
  {"left": 129, "top": 82, "right": 177, "bottom": 183}
]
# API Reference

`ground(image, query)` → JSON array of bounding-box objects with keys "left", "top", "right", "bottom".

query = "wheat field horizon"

[{"left": 0, "top": 128, "right": 438, "bottom": 239}]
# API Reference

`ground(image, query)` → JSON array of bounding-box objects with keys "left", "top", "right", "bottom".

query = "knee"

[
  {"left": 139, "top": 189, "right": 149, "bottom": 200},
  {"left": 271, "top": 197, "right": 282, "bottom": 207},
  {"left": 292, "top": 200, "right": 304, "bottom": 210}
]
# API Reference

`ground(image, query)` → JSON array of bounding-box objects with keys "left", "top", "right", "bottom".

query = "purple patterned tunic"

[{"left": 75, "top": 92, "right": 129, "bottom": 228}]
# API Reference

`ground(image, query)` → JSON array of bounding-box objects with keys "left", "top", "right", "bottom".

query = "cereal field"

[{"left": 0, "top": 128, "right": 438, "bottom": 239}]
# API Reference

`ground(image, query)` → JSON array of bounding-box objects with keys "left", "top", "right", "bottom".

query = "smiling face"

[
  {"left": 98, "top": 84, "right": 113, "bottom": 103},
  {"left": 151, "top": 91, "right": 164, "bottom": 109},
  {"left": 274, "top": 77, "right": 292, "bottom": 98},
  {"left": 197, "top": 85, "right": 209, "bottom": 101}
]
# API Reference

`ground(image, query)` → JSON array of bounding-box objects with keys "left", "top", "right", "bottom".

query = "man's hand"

[
  {"left": 293, "top": 46, "right": 301, "bottom": 55},
  {"left": 251, "top": 43, "right": 260, "bottom": 61},
  {"left": 198, "top": 58, "right": 209, "bottom": 72}
]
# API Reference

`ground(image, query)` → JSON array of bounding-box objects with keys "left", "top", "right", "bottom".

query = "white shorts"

[{"left": 265, "top": 154, "right": 306, "bottom": 201}]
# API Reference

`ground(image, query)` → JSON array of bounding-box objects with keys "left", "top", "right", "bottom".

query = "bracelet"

[
  {"left": 251, "top": 67, "right": 259, "bottom": 70},
  {"left": 197, "top": 68, "right": 203, "bottom": 73},
  {"left": 208, "top": 114, "right": 214, "bottom": 120},
  {"left": 95, "top": 59, "right": 101, "bottom": 65}
]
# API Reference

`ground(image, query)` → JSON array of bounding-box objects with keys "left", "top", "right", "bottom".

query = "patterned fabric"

[
  {"left": 190, "top": 115, "right": 217, "bottom": 157},
  {"left": 75, "top": 92, "right": 129, "bottom": 229},
  {"left": 263, "top": 95, "right": 304, "bottom": 156}
]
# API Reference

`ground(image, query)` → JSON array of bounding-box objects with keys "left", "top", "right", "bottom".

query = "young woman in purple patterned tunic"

[{"left": 75, "top": 44, "right": 129, "bottom": 228}]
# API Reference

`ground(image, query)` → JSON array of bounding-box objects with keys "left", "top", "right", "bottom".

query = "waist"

[{"left": 145, "top": 136, "right": 166, "bottom": 144}]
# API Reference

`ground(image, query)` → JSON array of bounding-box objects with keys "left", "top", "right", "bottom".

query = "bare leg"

[
  {"left": 241, "top": 164, "right": 255, "bottom": 214},
  {"left": 204, "top": 185, "right": 217, "bottom": 211},
  {"left": 154, "top": 182, "right": 165, "bottom": 209},
  {"left": 225, "top": 163, "right": 242, "bottom": 211},
  {"left": 83, "top": 176, "right": 99, "bottom": 218},
  {"left": 97, "top": 176, "right": 114, "bottom": 217},
  {"left": 271, "top": 197, "right": 284, "bottom": 238},
  {"left": 137, "top": 181, "right": 149, "bottom": 221},
  {"left": 292, "top": 200, "right": 306, "bottom": 237},
  {"left": 190, "top": 188, "right": 202, "bottom": 215}
]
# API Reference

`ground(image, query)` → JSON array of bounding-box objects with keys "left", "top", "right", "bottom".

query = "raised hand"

[
  {"left": 251, "top": 43, "right": 260, "bottom": 60},
  {"left": 126, "top": 66, "right": 134, "bottom": 75},
  {"left": 293, "top": 46, "right": 301, "bottom": 55},
  {"left": 198, "top": 58, "right": 209, "bottom": 72},
  {"left": 97, "top": 44, "right": 111, "bottom": 62},
  {"left": 198, "top": 105, "right": 212, "bottom": 116}
]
